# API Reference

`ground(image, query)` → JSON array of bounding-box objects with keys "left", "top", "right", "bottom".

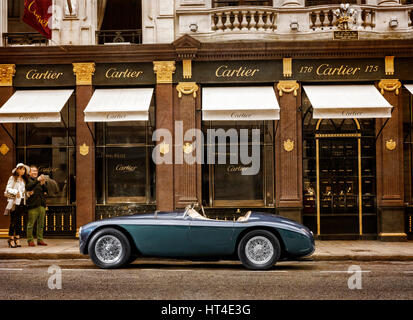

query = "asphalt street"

[{"left": 0, "top": 259, "right": 413, "bottom": 300}]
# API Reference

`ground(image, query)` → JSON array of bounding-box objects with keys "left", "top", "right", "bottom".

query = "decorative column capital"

[
  {"left": 73, "top": 63, "right": 95, "bottom": 85},
  {"left": 277, "top": 80, "right": 299, "bottom": 97},
  {"left": 0, "top": 64, "right": 16, "bottom": 87},
  {"left": 176, "top": 82, "right": 199, "bottom": 99},
  {"left": 378, "top": 79, "right": 401, "bottom": 95},
  {"left": 153, "top": 61, "right": 176, "bottom": 84}
]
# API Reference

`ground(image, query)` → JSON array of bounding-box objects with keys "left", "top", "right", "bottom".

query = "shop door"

[{"left": 316, "top": 134, "right": 362, "bottom": 235}]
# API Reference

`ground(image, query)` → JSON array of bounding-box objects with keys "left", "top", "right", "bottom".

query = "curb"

[{"left": 2, "top": 253, "right": 413, "bottom": 261}]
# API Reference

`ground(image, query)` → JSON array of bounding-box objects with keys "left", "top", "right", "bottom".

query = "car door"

[
  {"left": 188, "top": 218, "right": 235, "bottom": 256},
  {"left": 124, "top": 212, "right": 192, "bottom": 257}
]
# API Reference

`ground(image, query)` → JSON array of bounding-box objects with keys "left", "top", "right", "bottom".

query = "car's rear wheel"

[
  {"left": 88, "top": 228, "right": 131, "bottom": 269},
  {"left": 238, "top": 230, "right": 281, "bottom": 270}
]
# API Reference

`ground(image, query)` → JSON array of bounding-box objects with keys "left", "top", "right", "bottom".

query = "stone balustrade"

[
  {"left": 176, "top": 4, "right": 413, "bottom": 40},
  {"left": 211, "top": 8, "right": 277, "bottom": 32}
]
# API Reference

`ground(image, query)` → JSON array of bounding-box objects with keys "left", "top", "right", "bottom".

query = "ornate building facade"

[{"left": 0, "top": 0, "right": 412, "bottom": 240}]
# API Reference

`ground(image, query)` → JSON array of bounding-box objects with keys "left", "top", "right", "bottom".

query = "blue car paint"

[{"left": 79, "top": 211, "right": 315, "bottom": 259}]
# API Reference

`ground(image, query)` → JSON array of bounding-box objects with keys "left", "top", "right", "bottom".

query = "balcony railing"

[
  {"left": 177, "top": 4, "right": 413, "bottom": 39},
  {"left": 96, "top": 29, "right": 142, "bottom": 45},
  {"left": 3, "top": 32, "right": 48, "bottom": 46},
  {"left": 212, "top": 8, "right": 277, "bottom": 32}
]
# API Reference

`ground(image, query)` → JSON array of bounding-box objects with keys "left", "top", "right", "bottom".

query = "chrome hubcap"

[
  {"left": 245, "top": 236, "right": 274, "bottom": 265},
  {"left": 95, "top": 235, "right": 123, "bottom": 264}
]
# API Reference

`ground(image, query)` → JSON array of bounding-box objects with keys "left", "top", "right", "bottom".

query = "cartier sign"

[
  {"left": 15, "top": 65, "right": 74, "bottom": 87},
  {"left": 94, "top": 63, "right": 155, "bottom": 85}
]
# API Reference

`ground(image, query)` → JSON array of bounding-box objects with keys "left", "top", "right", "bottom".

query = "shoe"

[
  {"left": 7, "top": 239, "right": 17, "bottom": 248},
  {"left": 37, "top": 240, "right": 47, "bottom": 246},
  {"left": 14, "top": 237, "right": 21, "bottom": 247},
  {"left": 28, "top": 241, "right": 35, "bottom": 247}
]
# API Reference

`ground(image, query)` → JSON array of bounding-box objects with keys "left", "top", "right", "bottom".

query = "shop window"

[
  {"left": 213, "top": 0, "right": 273, "bottom": 7},
  {"left": 95, "top": 120, "right": 155, "bottom": 204},
  {"left": 302, "top": 92, "right": 376, "bottom": 235},
  {"left": 16, "top": 94, "right": 76, "bottom": 206},
  {"left": 403, "top": 88, "right": 413, "bottom": 204},
  {"left": 202, "top": 121, "right": 274, "bottom": 207},
  {"left": 97, "top": 0, "right": 142, "bottom": 44}
]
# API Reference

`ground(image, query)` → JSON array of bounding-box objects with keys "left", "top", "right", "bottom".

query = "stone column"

[
  {"left": 275, "top": 81, "right": 303, "bottom": 223},
  {"left": 0, "top": 64, "right": 15, "bottom": 237},
  {"left": 174, "top": 82, "right": 201, "bottom": 208},
  {"left": 73, "top": 63, "right": 95, "bottom": 236},
  {"left": 0, "top": 0, "right": 7, "bottom": 47},
  {"left": 153, "top": 61, "right": 176, "bottom": 211},
  {"left": 376, "top": 79, "right": 406, "bottom": 241}
]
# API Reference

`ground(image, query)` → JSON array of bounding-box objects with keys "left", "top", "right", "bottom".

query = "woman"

[{"left": 4, "top": 163, "right": 30, "bottom": 248}]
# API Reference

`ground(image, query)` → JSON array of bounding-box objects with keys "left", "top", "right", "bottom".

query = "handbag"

[{"left": 3, "top": 179, "right": 17, "bottom": 215}]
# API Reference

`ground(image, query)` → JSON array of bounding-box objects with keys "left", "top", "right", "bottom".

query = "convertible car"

[{"left": 79, "top": 205, "right": 315, "bottom": 270}]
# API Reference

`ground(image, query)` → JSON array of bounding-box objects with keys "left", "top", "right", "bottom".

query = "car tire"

[
  {"left": 88, "top": 228, "right": 131, "bottom": 269},
  {"left": 238, "top": 230, "right": 281, "bottom": 270}
]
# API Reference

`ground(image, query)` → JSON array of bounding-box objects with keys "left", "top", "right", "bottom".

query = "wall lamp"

[
  {"left": 389, "top": 16, "right": 398, "bottom": 28},
  {"left": 290, "top": 17, "right": 299, "bottom": 31}
]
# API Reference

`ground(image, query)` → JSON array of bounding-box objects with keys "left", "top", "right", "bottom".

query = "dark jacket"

[{"left": 26, "top": 177, "right": 48, "bottom": 209}]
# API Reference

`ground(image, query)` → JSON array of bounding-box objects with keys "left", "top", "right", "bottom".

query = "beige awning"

[
  {"left": 84, "top": 88, "right": 154, "bottom": 122},
  {"left": 303, "top": 85, "right": 393, "bottom": 119},
  {"left": 0, "top": 89, "right": 73, "bottom": 123},
  {"left": 202, "top": 86, "right": 280, "bottom": 121}
]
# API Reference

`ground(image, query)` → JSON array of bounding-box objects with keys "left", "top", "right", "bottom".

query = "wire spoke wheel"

[
  {"left": 245, "top": 236, "right": 274, "bottom": 265},
  {"left": 95, "top": 235, "right": 123, "bottom": 264}
]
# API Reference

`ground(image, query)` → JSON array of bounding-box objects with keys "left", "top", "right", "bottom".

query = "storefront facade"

[{"left": 0, "top": 37, "right": 412, "bottom": 240}]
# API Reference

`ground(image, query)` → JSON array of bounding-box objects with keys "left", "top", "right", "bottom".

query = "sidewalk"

[{"left": 0, "top": 239, "right": 412, "bottom": 261}]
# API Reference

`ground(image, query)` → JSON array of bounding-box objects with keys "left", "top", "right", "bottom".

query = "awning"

[
  {"left": 404, "top": 84, "right": 413, "bottom": 95},
  {"left": 0, "top": 89, "right": 73, "bottom": 123},
  {"left": 303, "top": 85, "right": 393, "bottom": 119},
  {"left": 202, "top": 86, "right": 280, "bottom": 121},
  {"left": 84, "top": 88, "right": 154, "bottom": 122}
]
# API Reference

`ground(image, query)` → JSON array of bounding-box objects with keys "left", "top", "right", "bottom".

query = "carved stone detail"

[
  {"left": 176, "top": 82, "right": 199, "bottom": 98},
  {"left": 73, "top": 63, "right": 95, "bottom": 85},
  {"left": 277, "top": 80, "right": 299, "bottom": 96},
  {"left": 153, "top": 61, "right": 176, "bottom": 84},
  {"left": 0, "top": 64, "right": 16, "bottom": 87},
  {"left": 378, "top": 79, "right": 401, "bottom": 95}
]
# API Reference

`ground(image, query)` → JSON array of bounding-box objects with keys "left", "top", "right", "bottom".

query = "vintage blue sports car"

[{"left": 79, "top": 204, "right": 315, "bottom": 270}]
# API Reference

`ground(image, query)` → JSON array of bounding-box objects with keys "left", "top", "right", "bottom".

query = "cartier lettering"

[
  {"left": 316, "top": 64, "right": 361, "bottom": 76},
  {"left": 115, "top": 165, "right": 137, "bottom": 172},
  {"left": 342, "top": 110, "right": 363, "bottom": 116},
  {"left": 215, "top": 65, "right": 260, "bottom": 78},
  {"left": 231, "top": 112, "right": 253, "bottom": 119},
  {"left": 105, "top": 68, "right": 143, "bottom": 79},
  {"left": 19, "top": 115, "right": 39, "bottom": 121},
  {"left": 26, "top": 69, "right": 64, "bottom": 80},
  {"left": 106, "top": 113, "right": 126, "bottom": 120}
]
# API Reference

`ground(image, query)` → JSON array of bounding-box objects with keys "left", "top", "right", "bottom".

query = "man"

[{"left": 26, "top": 165, "right": 48, "bottom": 246}]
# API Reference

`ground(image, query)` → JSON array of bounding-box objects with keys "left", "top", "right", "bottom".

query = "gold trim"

[
  {"left": 176, "top": 82, "right": 199, "bottom": 98},
  {"left": 283, "top": 58, "right": 292, "bottom": 78},
  {"left": 378, "top": 79, "right": 401, "bottom": 95},
  {"left": 358, "top": 137, "right": 363, "bottom": 235},
  {"left": 277, "top": 80, "right": 299, "bottom": 97},
  {"left": 79, "top": 143, "right": 89, "bottom": 156},
  {"left": 385, "top": 56, "right": 395, "bottom": 76},
  {"left": 283, "top": 139, "right": 294, "bottom": 152},
  {"left": 316, "top": 133, "right": 361, "bottom": 138},
  {"left": 183, "top": 60, "right": 192, "bottom": 79},
  {"left": 385, "top": 139, "right": 396, "bottom": 151},
  {"left": 0, "top": 64, "right": 16, "bottom": 86},
  {"left": 153, "top": 61, "right": 176, "bottom": 84},
  {"left": 0, "top": 229, "right": 8, "bottom": 238},
  {"left": 75, "top": 228, "right": 79, "bottom": 238},
  {"left": 73, "top": 63, "right": 95, "bottom": 85},
  {"left": 0, "top": 143, "right": 10, "bottom": 156},
  {"left": 316, "top": 138, "right": 320, "bottom": 236},
  {"left": 379, "top": 233, "right": 407, "bottom": 237}
]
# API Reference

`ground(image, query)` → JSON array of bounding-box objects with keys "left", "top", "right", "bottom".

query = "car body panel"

[{"left": 79, "top": 211, "right": 315, "bottom": 260}]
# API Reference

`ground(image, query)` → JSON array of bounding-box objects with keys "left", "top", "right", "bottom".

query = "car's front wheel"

[
  {"left": 88, "top": 228, "right": 131, "bottom": 269},
  {"left": 238, "top": 230, "right": 281, "bottom": 270}
]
